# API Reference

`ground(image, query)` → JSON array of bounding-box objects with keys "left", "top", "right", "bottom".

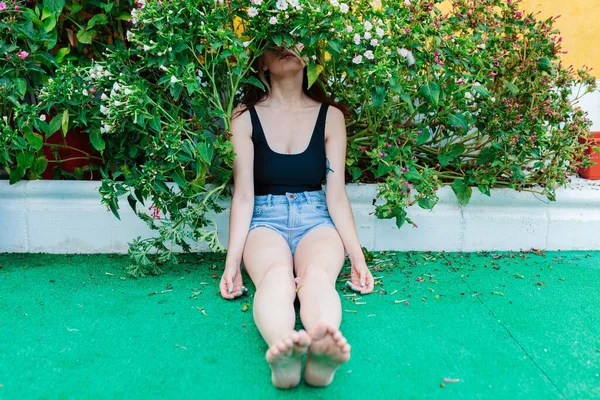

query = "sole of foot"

[
  {"left": 304, "top": 322, "right": 351, "bottom": 387},
  {"left": 266, "top": 330, "right": 312, "bottom": 389}
]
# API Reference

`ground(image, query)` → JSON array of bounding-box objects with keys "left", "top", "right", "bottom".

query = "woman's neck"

[{"left": 265, "top": 71, "right": 306, "bottom": 109}]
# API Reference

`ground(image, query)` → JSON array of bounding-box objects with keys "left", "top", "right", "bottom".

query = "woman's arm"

[
  {"left": 220, "top": 105, "right": 254, "bottom": 298},
  {"left": 323, "top": 106, "right": 374, "bottom": 294}
]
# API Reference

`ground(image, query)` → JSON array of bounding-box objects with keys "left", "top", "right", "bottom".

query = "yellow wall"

[
  {"left": 438, "top": 0, "right": 599, "bottom": 76},
  {"left": 521, "top": 0, "right": 599, "bottom": 76}
]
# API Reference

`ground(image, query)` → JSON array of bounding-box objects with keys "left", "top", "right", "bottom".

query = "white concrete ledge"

[{"left": 1, "top": 178, "right": 599, "bottom": 254}]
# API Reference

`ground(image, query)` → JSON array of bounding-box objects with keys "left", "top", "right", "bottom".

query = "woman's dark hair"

[{"left": 234, "top": 41, "right": 350, "bottom": 120}]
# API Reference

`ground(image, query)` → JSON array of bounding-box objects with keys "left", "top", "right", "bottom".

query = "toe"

[
  {"left": 336, "top": 336, "right": 348, "bottom": 347},
  {"left": 290, "top": 331, "right": 300, "bottom": 343},
  {"left": 342, "top": 343, "right": 351, "bottom": 353},
  {"left": 309, "top": 322, "right": 329, "bottom": 341}
]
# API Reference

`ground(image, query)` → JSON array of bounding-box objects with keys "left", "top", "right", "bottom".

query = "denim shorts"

[{"left": 248, "top": 190, "right": 337, "bottom": 256}]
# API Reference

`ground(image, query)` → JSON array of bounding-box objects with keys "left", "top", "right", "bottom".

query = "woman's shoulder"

[{"left": 231, "top": 104, "right": 253, "bottom": 138}]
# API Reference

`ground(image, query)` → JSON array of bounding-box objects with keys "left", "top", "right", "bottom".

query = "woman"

[{"left": 219, "top": 43, "right": 375, "bottom": 389}]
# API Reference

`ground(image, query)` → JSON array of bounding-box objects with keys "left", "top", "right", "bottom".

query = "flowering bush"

[
  {"left": 0, "top": 0, "right": 133, "bottom": 181},
  {"left": 22, "top": 0, "right": 599, "bottom": 276}
]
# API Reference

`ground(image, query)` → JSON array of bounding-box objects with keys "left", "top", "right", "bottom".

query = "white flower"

[
  {"left": 197, "top": 69, "right": 203, "bottom": 78},
  {"left": 352, "top": 55, "right": 362, "bottom": 64},
  {"left": 159, "top": 65, "right": 167, "bottom": 71},
  {"left": 369, "top": 0, "right": 381, "bottom": 7},
  {"left": 276, "top": 0, "right": 288, "bottom": 10},
  {"left": 82, "top": 89, "right": 89, "bottom": 96},
  {"left": 364, "top": 21, "right": 372, "bottom": 30},
  {"left": 473, "top": 82, "right": 481, "bottom": 87},
  {"left": 143, "top": 44, "right": 150, "bottom": 51},
  {"left": 478, "top": 43, "right": 486, "bottom": 50},
  {"left": 464, "top": 92, "right": 473, "bottom": 99},
  {"left": 346, "top": 25, "right": 353, "bottom": 33},
  {"left": 353, "top": 34, "right": 361, "bottom": 45},
  {"left": 100, "top": 105, "right": 110, "bottom": 115},
  {"left": 124, "top": 88, "right": 133, "bottom": 95},
  {"left": 330, "top": 0, "right": 339, "bottom": 6},
  {"left": 370, "top": 39, "right": 378, "bottom": 46},
  {"left": 269, "top": 16, "right": 278, "bottom": 24},
  {"left": 364, "top": 50, "right": 374, "bottom": 60},
  {"left": 101, "top": 93, "right": 109, "bottom": 101},
  {"left": 364, "top": 31, "right": 371, "bottom": 39},
  {"left": 404, "top": 0, "right": 411, "bottom": 5},
  {"left": 243, "top": 41, "right": 250, "bottom": 48},
  {"left": 126, "top": 31, "right": 135, "bottom": 40},
  {"left": 39, "top": 114, "right": 46, "bottom": 121},
  {"left": 392, "top": 95, "right": 399, "bottom": 102},
  {"left": 114, "top": 100, "right": 122, "bottom": 107},
  {"left": 170, "top": 75, "right": 177, "bottom": 84},
  {"left": 251, "top": 0, "right": 262, "bottom": 4},
  {"left": 288, "top": 0, "right": 300, "bottom": 9},
  {"left": 397, "top": 48, "right": 409, "bottom": 58},
  {"left": 376, "top": 27, "right": 385, "bottom": 37},
  {"left": 339, "top": 3, "right": 348, "bottom": 13},
  {"left": 491, "top": 97, "right": 496, "bottom": 102},
  {"left": 168, "top": 9, "right": 173, "bottom": 14},
  {"left": 96, "top": 65, "right": 103, "bottom": 72},
  {"left": 112, "top": 82, "right": 120, "bottom": 92},
  {"left": 168, "top": 46, "right": 172, "bottom": 51},
  {"left": 247, "top": 6, "right": 258, "bottom": 17},
  {"left": 104, "top": 70, "right": 110, "bottom": 77}
]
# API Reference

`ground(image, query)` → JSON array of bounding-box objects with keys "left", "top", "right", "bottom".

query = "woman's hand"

[
  {"left": 346, "top": 259, "right": 375, "bottom": 294},
  {"left": 219, "top": 264, "right": 248, "bottom": 300}
]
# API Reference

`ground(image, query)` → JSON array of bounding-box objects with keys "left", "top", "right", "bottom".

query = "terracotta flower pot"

[
  {"left": 577, "top": 131, "right": 600, "bottom": 180},
  {"left": 37, "top": 111, "right": 104, "bottom": 180}
]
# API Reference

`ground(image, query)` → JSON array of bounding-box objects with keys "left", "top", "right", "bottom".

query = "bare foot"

[
  {"left": 266, "top": 330, "right": 311, "bottom": 389},
  {"left": 304, "top": 322, "right": 351, "bottom": 387}
]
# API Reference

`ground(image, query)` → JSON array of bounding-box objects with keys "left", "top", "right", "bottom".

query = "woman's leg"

[
  {"left": 243, "top": 227, "right": 311, "bottom": 389},
  {"left": 293, "top": 225, "right": 350, "bottom": 387}
]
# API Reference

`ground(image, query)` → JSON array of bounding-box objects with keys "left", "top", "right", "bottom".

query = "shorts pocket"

[
  {"left": 253, "top": 205, "right": 266, "bottom": 216},
  {"left": 312, "top": 203, "right": 330, "bottom": 215}
]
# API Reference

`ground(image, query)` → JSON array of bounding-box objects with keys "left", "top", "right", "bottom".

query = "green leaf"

[
  {"left": 478, "top": 184, "right": 491, "bottom": 196},
  {"left": 241, "top": 76, "right": 265, "bottom": 92},
  {"left": 134, "top": 188, "right": 145, "bottom": 206},
  {"left": 9, "top": 167, "right": 25, "bottom": 184},
  {"left": 473, "top": 85, "right": 490, "bottom": 97},
  {"left": 16, "top": 152, "right": 34, "bottom": 169},
  {"left": 171, "top": 169, "right": 188, "bottom": 188},
  {"left": 476, "top": 147, "right": 496, "bottom": 165},
  {"left": 61, "top": 109, "right": 69, "bottom": 135},
  {"left": 48, "top": 114, "right": 62, "bottom": 137},
  {"left": 372, "top": 85, "right": 385, "bottom": 108},
  {"left": 89, "top": 131, "right": 105, "bottom": 152},
  {"left": 87, "top": 14, "right": 108, "bottom": 29},
  {"left": 448, "top": 113, "right": 468, "bottom": 130},
  {"left": 394, "top": 208, "right": 407, "bottom": 228},
  {"left": 307, "top": 63, "right": 323, "bottom": 90},
  {"left": 24, "top": 132, "right": 43, "bottom": 150},
  {"left": 350, "top": 166, "right": 361, "bottom": 181},
  {"left": 375, "top": 162, "right": 390, "bottom": 177},
  {"left": 416, "top": 127, "right": 431, "bottom": 145},
  {"left": 451, "top": 178, "right": 472, "bottom": 206},
  {"left": 418, "top": 83, "right": 440, "bottom": 106},
  {"left": 504, "top": 81, "right": 519, "bottom": 95},
  {"left": 76, "top": 29, "right": 95, "bottom": 44},
  {"left": 42, "top": 14, "right": 56, "bottom": 33},
  {"left": 15, "top": 78, "right": 27, "bottom": 100},
  {"left": 43, "top": 0, "right": 65, "bottom": 14},
  {"left": 55, "top": 46, "right": 70, "bottom": 63},
  {"left": 418, "top": 197, "right": 437, "bottom": 210},
  {"left": 198, "top": 141, "right": 213, "bottom": 164},
  {"left": 400, "top": 93, "right": 414, "bottom": 113},
  {"left": 33, "top": 156, "right": 48, "bottom": 175},
  {"left": 127, "top": 194, "right": 137, "bottom": 212},
  {"left": 537, "top": 57, "right": 552, "bottom": 74},
  {"left": 404, "top": 170, "right": 422, "bottom": 182}
]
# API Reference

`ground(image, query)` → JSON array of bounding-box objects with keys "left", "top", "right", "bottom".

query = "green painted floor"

[{"left": 0, "top": 250, "right": 599, "bottom": 399}]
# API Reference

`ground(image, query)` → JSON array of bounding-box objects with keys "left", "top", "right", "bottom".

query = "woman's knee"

[
  {"left": 299, "top": 262, "right": 336, "bottom": 286},
  {"left": 258, "top": 263, "right": 296, "bottom": 291}
]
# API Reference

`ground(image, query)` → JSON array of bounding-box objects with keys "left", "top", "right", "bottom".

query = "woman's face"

[{"left": 262, "top": 43, "right": 308, "bottom": 76}]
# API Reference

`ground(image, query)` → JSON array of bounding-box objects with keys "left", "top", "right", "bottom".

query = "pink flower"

[
  {"left": 403, "top": 181, "right": 409, "bottom": 187},
  {"left": 0, "top": 2, "right": 6, "bottom": 10},
  {"left": 294, "top": 277, "right": 301, "bottom": 285},
  {"left": 417, "top": 130, "right": 422, "bottom": 135},
  {"left": 385, "top": 142, "right": 391, "bottom": 148},
  {"left": 401, "top": 167, "right": 408, "bottom": 172},
  {"left": 15, "top": 5, "right": 20, "bottom": 10},
  {"left": 379, "top": 152, "right": 384, "bottom": 157},
  {"left": 18, "top": 50, "right": 28, "bottom": 59}
]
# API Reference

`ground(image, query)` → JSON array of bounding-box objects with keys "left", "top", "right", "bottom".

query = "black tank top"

[{"left": 249, "top": 103, "right": 329, "bottom": 196}]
